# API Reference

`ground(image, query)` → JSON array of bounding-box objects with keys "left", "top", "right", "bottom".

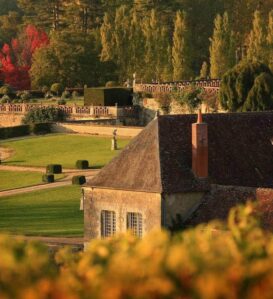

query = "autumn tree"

[
  {"left": 267, "top": 11, "right": 273, "bottom": 71},
  {"left": 0, "top": 25, "right": 49, "bottom": 90}
]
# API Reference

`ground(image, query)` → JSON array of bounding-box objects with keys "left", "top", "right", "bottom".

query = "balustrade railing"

[{"left": 134, "top": 79, "right": 221, "bottom": 94}]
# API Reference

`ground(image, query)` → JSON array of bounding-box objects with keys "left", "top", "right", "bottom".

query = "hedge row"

[{"left": 0, "top": 123, "right": 52, "bottom": 140}]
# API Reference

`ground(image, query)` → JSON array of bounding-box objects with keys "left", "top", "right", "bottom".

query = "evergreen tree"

[
  {"left": 210, "top": 12, "right": 236, "bottom": 79},
  {"left": 247, "top": 10, "right": 267, "bottom": 63},
  {"left": 172, "top": 10, "right": 193, "bottom": 81},
  {"left": 100, "top": 12, "right": 114, "bottom": 62},
  {"left": 267, "top": 11, "right": 273, "bottom": 71},
  {"left": 142, "top": 9, "right": 161, "bottom": 82}
]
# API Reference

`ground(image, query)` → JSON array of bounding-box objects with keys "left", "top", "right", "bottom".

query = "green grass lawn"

[
  {"left": 0, "top": 186, "right": 83, "bottom": 236},
  {"left": 0, "top": 171, "right": 65, "bottom": 191},
  {"left": 1, "top": 134, "right": 130, "bottom": 168},
  {"left": 34, "top": 98, "right": 84, "bottom": 106}
]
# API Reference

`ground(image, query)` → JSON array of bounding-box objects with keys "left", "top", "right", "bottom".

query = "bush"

[
  {"left": 22, "top": 107, "right": 67, "bottom": 124},
  {"left": 1, "top": 204, "right": 273, "bottom": 298},
  {"left": 42, "top": 86, "right": 49, "bottom": 94},
  {"left": 42, "top": 174, "right": 55, "bottom": 183},
  {"left": 58, "top": 99, "right": 66, "bottom": 105},
  {"left": 46, "top": 164, "right": 62, "bottom": 174},
  {"left": 72, "top": 91, "right": 79, "bottom": 98},
  {"left": 153, "top": 92, "right": 172, "bottom": 114},
  {"left": 105, "top": 81, "right": 118, "bottom": 87},
  {"left": 0, "top": 125, "right": 30, "bottom": 140},
  {"left": 0, "top": 84, "right": 13, "bottom": 95},
  {"left": 16, "top": 91, "right": 31, "bottom": 102},
  {"left": 220, "top": 61, "right": 273, "bottom": 112},
  {"left": 72, "top": 175, "right": 86, "bottom": 185},
  {"left": 50, "top": 83, "right": 64, "bottom": 96},
  {"left": 0, "top": 95, "right": 10, "bottom": 103},
  {"left": 30, "top": 123, "right": 52, "bottom": 135},
  {"left": 76, "top": 160, "right": 89, "bottom": 169},
  {"left": 61, "top": 90, "right": 71, "bottom": 99}
]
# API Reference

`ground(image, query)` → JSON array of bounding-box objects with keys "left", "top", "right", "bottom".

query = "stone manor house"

[{"left": 83, "top": 111, "right": 273, "bottom": 242}]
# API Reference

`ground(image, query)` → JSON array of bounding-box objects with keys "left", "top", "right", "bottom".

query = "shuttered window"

[
  {"left": 101, "top": 210, "right": 116, "bottom": 238},
  {"left": 127, "top": 212, "right": 143, "bottom": 237}
]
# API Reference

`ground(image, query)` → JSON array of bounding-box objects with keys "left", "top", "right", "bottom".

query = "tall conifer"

[
  {"left": 210, "top": 12, "right": 235, "bottom": 79},
  {"left": 247, "top": 10, "right": 267, "bottom": 63},
  {"left": 172, "top": 10, "right": 193, "bottom": 81},
  {"left": 267, "top": 11, "right": 273, "bottom": 71}
]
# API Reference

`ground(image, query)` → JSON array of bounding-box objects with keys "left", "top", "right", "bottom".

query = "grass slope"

[
  {"left": 0, "top": 170, "right": 43, "bottom": 191},
  {"left": 0, "top": 186, "right": 83, "bottom": 236},
  {"left": 0, "top": 171, "right": 65, "bottom": 191},
  {"left": 1, "top": 134, "right": 130, "bottom": 168}
]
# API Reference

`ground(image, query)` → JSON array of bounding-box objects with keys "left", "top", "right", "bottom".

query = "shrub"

[
  {"left": 153, "top": 92, "right": 172, "bottom": 114},
  {"left": 0, "top": 125, "right": 30, "bottom": 140},
  {"left": 72, "top": 91, "right": 79, "bottom": 98},
  {"left": 0, "top": 84, "right": 13, "bottom": 95},
  {"left": 76, "top": 160, "right": 89, "bottom": 169},
  {"left": 50, "top": 83, "right": 64, "bottom": 96},
  {"left": 42, "top": 86, "right": 49, "bottom": 94},
  {"left": 72, "top": 175, "right": 86, "bottom": 185},
  {"left": 17, "top": 90, "right": 31, "bottom": 102},
  {"left": 58, "top": 99, "right": 66, "bottom": 105},
  {"left": 22, "top": 107, "right": 67, "bottom": 124},
  {"left": 46, "top": 164, "right": 62, "bottom": 174},
  {"left": 42, "top": 174, "right": 55, "bottom": 183},
  {"left": 220, "top": 61, "right": 273, "bottom": 111},
  {"left": 1, "top": 204, "right": 273, "bottom": 298},
  {"left": 105, "top": 81, "right": 118, "bottom": 87},
  {"left": 61, "top": 90, "right": 71, "bottom": 99},
  {"left": 1, "top": 95, "right": 10, "bottom": 103},
  {"left": 30, "top": 123, "right": 52, "bottom": 135}
]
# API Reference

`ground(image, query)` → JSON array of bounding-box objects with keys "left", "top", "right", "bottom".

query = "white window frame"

[
  {"left": 127, "top": 212, "right": 143, "bottom": 237},
  {"left": 101, "top": 210, "right": 116, "bottom": 238}
]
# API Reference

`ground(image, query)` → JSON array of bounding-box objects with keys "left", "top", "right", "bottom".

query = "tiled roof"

[{"left": 88, "top": 112, "right": 273, "bottom": 192}]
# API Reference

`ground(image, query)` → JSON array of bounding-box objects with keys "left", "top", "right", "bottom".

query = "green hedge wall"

[
  {"left": 42, "top": 174, "right": 55, "bottom": 183},
  {"left": 0, "top": 125, "right": 30, "bottom": 140},
  {"left": 0, "top": 123, "right": 52, "bottom": 140},
  {"left": 84, "top": 87, "right": 133, "bottom": 106}
]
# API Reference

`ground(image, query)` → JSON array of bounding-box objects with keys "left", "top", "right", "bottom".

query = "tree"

[
  {"left": 31, "top": 31, "right": 111, "bottom": 88},
  {"left": 210, "top": 12, "right": 236, "bottom": 79},
  {"left": 220, "top": 61, "right": 273, "bottom": 111},
  {"left": 247, "top": 10, "right": 267, "bottom": 63},
  {"left": 267, "top": 11, "right": 273, "bottom": 71},
  {"left": 0, "top": 25, "right": 49, "bottom": 90},
  {"left": 0, "top": 12, "right": 21, "bottom": 46},
  {"left": 172, "top": 10, "right": 193, "bottom": 81}
]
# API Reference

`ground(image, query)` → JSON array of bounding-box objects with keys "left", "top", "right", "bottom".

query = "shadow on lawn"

[{"left": 2, "top": 160, "right": 26, "bottom": 164}]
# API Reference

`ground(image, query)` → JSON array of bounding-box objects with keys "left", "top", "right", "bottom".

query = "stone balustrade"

[
  {"left": 0, "top": 103, "right": 139, "bottom": 120},
  {"left": 134, "top": 79, "right": 221, "bottom": 94}
]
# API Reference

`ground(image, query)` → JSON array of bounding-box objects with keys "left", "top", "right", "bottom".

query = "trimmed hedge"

[
  {"left": 46, "top": 164, "right": 62, "bottom": 174},
  {"left": 42, "top": 174, "right": 55, "bottom": 183},
  {"left": 84, "top": 87, "right": 133, "bottom": 106},
  {"left": 30, "top": 123, "right": 52, "bottom": 135},
  {"left": 72, "top": 176, "right": 86, "bottom": 185},
  {"left": 76, "top": 160, "right": 89, "bottom": 169},
  {"left": 0, "top": 125, "right": 30, "bottom": 140}
]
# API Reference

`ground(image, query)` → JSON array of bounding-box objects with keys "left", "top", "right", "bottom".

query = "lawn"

[
  {"left": 0, "top": 170, "right": 64, "bottom": 191},
  {"left": 1, "top": 134, "right": 130, "bottom": 168},
  {"left": 0, "top": 186, "right": 83, "bottom": 236},
  {"left": 34, "top": 98, "right": 84, "bottom": 106}
]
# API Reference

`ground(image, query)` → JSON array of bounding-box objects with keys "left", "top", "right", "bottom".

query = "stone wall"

[
  {"left": 83, "top": 188, "right": 161, "bottom": 242},
  {"left": 52, "top": 123, "right": 143, "bottom": 137},
  {"left": 163, "top": 192, "right": 205, "bottom": 230},
  {"left": 0, "top": 113, "right": 24, "bottom": 127}
]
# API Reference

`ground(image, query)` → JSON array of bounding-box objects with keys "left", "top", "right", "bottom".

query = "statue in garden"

[{"left": 111, "top": 129, "right": 118, "bottom": 151}]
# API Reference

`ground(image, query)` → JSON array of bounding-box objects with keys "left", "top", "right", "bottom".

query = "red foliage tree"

[{"left": 0, "top": 25, "right": 49, "bottom": 90}]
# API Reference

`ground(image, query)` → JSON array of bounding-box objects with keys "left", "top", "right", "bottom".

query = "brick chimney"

[{"left": 192, "top": 110, "right": 208, "bottom": 178}]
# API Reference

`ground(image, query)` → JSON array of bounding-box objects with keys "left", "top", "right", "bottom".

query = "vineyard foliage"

[{"left": 1, "top": 204, "right": 273, "bottom": 298}]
